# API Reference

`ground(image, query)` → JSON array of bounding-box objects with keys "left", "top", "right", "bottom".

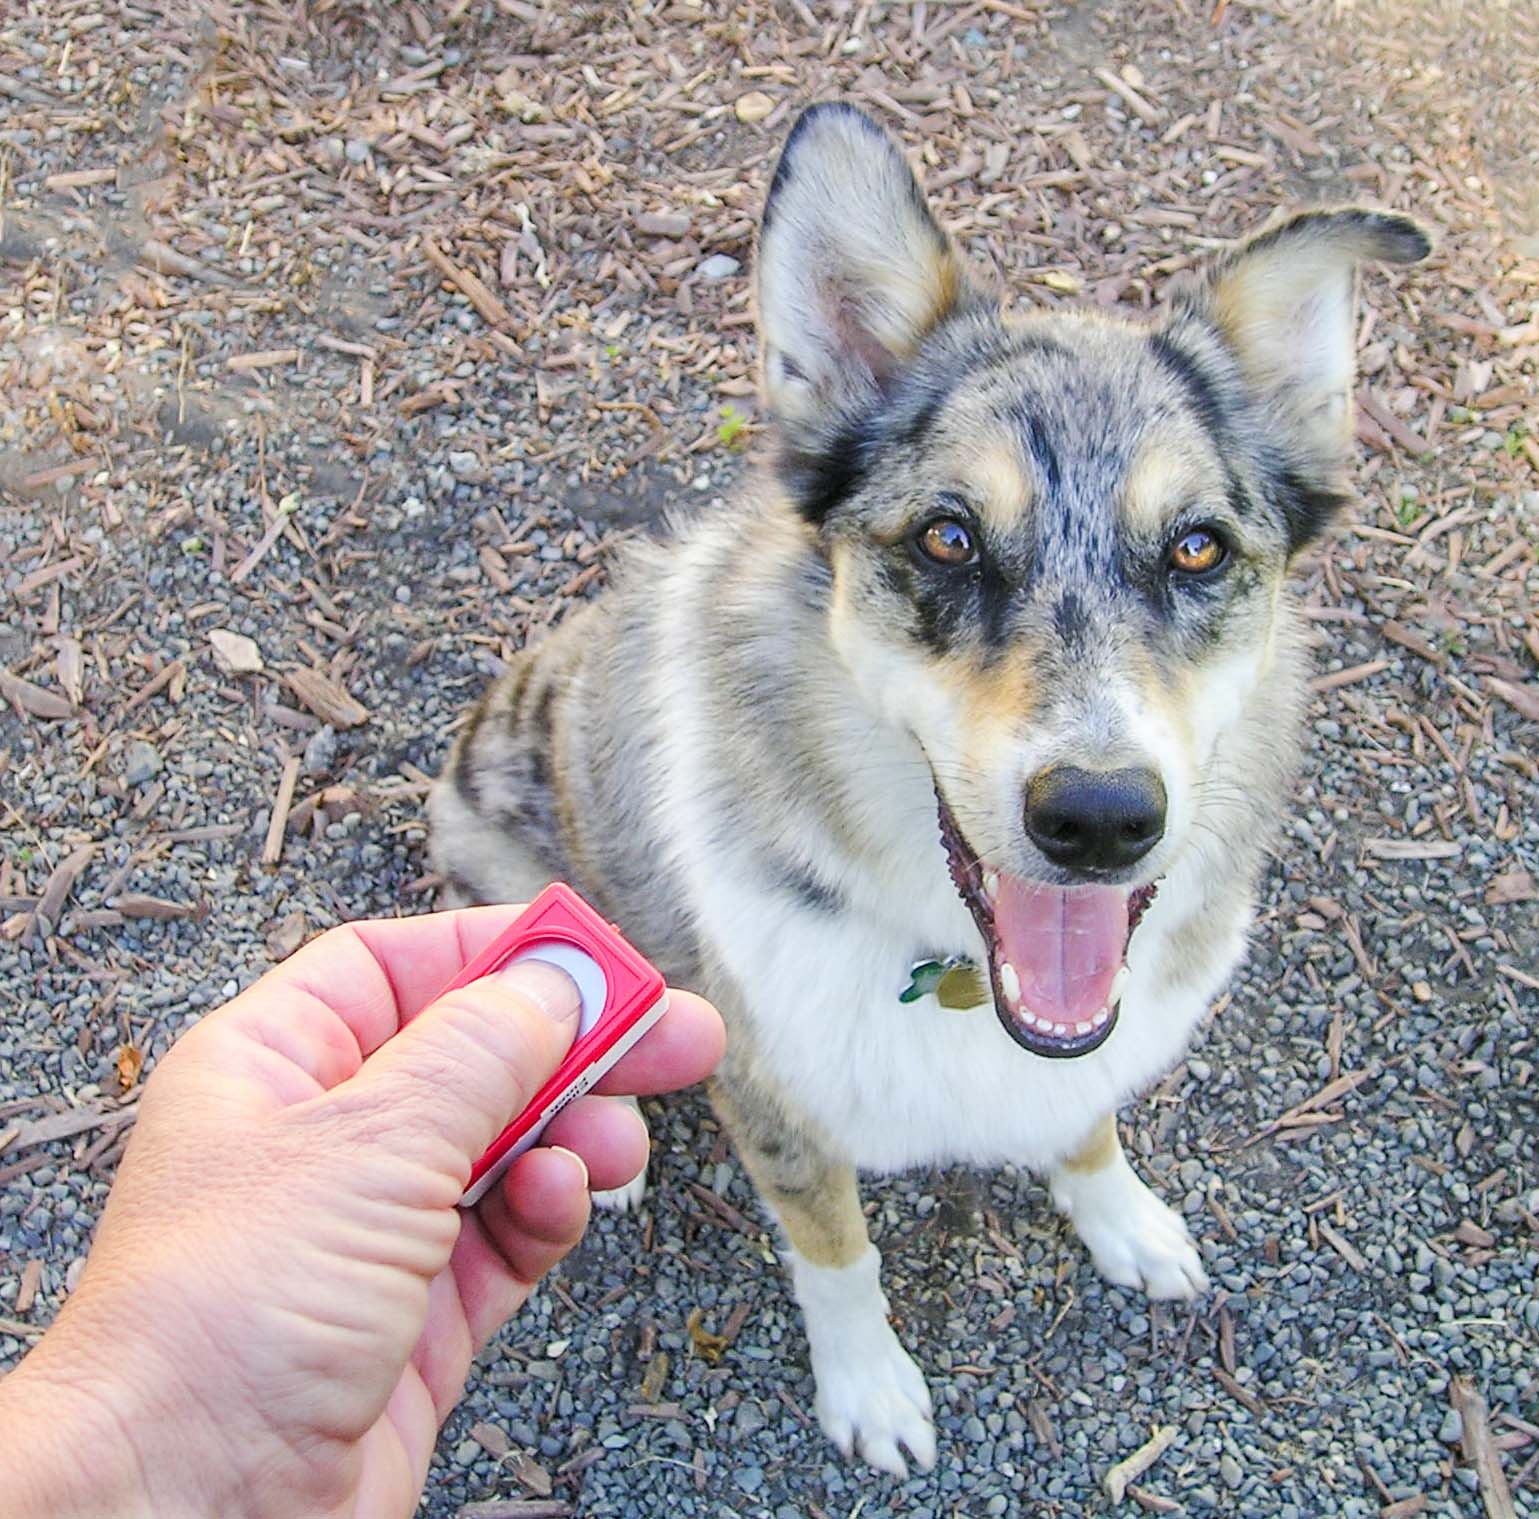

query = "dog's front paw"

[
  {"left": 790, "top": 1245, "right": 936, "bottom": 1476},
  {"left": 592, "top": 1168, "right": 647, "bottom": 1213},
  {"left": 811, "top": 1319, "right": 936, "bottom": 1477},
  {"left": 1052, "top": 1156, "right": 1209, "bottom": 1301}
]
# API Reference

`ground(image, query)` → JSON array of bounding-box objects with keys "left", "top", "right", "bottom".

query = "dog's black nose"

[{"left": 1024, "top": 766, "right": 1167, "bottom": 874}]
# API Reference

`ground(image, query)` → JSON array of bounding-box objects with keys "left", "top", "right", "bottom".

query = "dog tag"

[
  {"left": 935, "top": 962, "right": 987, "bottom": 1010},
  {"left": 900, "top": 955, "right": 987, "bottom": 1011}
]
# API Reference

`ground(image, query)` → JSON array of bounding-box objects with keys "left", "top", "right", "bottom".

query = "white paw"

[
  {"left": 592, "top": 1167, "right": 647, "bottom": 1213},
  {"left": 1051, "top": 1155, "right": 1210, "bottom": 1302},
  {"left": 789, "top": 1246, "right": 937, "bottom": 1476},
  {"left": 812, "top": 1321, "right": 936, "bottom": 1476}
]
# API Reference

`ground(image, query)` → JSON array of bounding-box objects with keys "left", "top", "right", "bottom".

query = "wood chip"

[
  {"left": 1452, "top": 1377, "right": 1518, "bottom": 1519},
  {"left": 54, "top": 636, "right": 83, "bottom": 705},
  {"left": 1214, "top": 1367, "right": 1266, "bottom": 1415},
  {"left": 1485, "top": 869, "right": 1536, "bottom": 905},
  {"left": 468, "top": 1421, "right": 510, "bottom": 1459},
  {"left": 226, "top": 349, "right": 300, "bottom": 372},
  {"left": 265, "top": 910, "right": 309, "bottom": 961},
  {"left": 120, "top": 658, "right": 186, "bottom": 716},
  {"left": 1105, "top": 1425, "right": 1177, "bottom": 1502},
  {"left": 109, "top": 893, "right": 202, "bottom": 920},
  {"left": 635, "top": 210, "right": 692, "bottom": 237},
  {"left": 1380, "top": 620, "right": 1442, "bottom": 663},
  {"left": 508, "top": 1450, "right": 554, "bottom": 1497},
  {"left": 15, "top": 1259, "right": 43, "bottom": 1315},
  {"left": 1, "top": 669, "right": 73, "bottom": 720},
  {"left": 1496, "top": 963, "right": 1539, "bottom": 993},
  {"left": 422, "top": 235, "right": 514, "bottom": 330},
  {"left": 1311, "top": 659, "right": 1390, "bottom": 692},
  {"left": 139, "top": 237, "right": 238, "bottom": 286},
  {"left": 1093, "top": 66, "right": 1163, "bottom": 126},
  {"left": 1126, "top": 1486, "right": 1182, "bottom": 1514},
  {"left": 7, "top": 1101, "right": 137, "bottom": 1152},
  {"left": 1485, "top": 678, "right": 1539, "bottom": 723},
  {"left": 13, "top": 555, "right": 83, "bottom": 597},
  {"left": 1317, "top": 1219, "right": 1369, "bottom": 1272},
  {"left": 262, "top": 756, "right": 303, "bottom": 868},
  {"left": 1364, "top": 838, "right": 1463, "bottom": 860},
  {"left": 33, "top": 844, "right": 94, "bottom": 934},
  {"left": 284, "top": 669, "right": 370, "bottom": 728}
]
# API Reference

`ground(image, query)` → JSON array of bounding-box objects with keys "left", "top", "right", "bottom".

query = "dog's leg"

[
  {"left": 1049, "top": 1115, "right": 1209, "bottom": 1300},
  {"left": 713, "top": 1082, "right": 935, "bottom": 1476}
]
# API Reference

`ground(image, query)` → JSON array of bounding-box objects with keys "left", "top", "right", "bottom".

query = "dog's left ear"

[
  {"left": 757, "top": 104, "right": 984, "bottom": 521},
  {"left": 1174, "top": 208, "right": 1432, "bottom": 551}
]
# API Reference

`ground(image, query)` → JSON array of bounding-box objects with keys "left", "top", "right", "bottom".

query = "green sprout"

[{"left": 716, "top": 404, "right": 748, "bottom": 451}]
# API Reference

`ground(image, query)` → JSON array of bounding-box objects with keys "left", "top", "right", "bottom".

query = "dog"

[{"left": 430, "top": 103, "right": 1429, "bottom": 1474}]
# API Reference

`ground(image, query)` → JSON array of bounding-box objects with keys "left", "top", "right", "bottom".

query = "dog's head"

[{"left": 756, "top": 104, "right": 1430, "bottom": 1057}]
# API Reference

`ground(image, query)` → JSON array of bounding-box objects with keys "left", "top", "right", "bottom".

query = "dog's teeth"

[
  {"left": 983, "top": 870, "right": 1000, "bottom": 901},
  {"left": 1109, "top": 966, "right": 1130, "bottom": 1008},
  {"left": 998, "top": 961, "right": 1021, "bottom": 1004},
  {"left": 1075, "top": 1020, "right": 1092, "bottom": 1035},
  {"left": 1091, "top": 1008, "right": 1110, "bottom": 1028}
]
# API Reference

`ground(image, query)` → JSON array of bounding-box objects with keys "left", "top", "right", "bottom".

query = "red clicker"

[{"left": 435, "top": 883, "right": 669, "bottom": 1207}]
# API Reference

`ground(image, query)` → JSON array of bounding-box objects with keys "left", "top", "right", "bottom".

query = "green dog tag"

[{"left": 900, "top": 956, "right": 987, "bottom": 1010}]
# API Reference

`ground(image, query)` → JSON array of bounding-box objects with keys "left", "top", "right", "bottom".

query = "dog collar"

[{"left": 900, "top": 955, "right": 988, "bottom": 1011}]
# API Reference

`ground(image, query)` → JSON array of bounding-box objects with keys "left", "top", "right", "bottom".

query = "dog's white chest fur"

[{"left": 682, "top": 812, "right": 1241, "bottom": 1175}]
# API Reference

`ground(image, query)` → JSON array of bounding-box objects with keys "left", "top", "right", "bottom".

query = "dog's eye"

[
  {"left": 1168, "top": 527, "right": 1227, "bottom": 577},
  {"left": 915, "top": 518, "right": 977, "bottom": 567}
]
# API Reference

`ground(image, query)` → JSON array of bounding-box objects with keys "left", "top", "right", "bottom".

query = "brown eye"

[
  {"left": 916, "top": 518, "right": 977, "bottom": 566},
  {"left": 1169, "top": 527, "right": 1226, "bottom": 577}
]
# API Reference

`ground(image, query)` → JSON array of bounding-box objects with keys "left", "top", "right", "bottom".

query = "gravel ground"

[{"left": 3, "top": 2, "right": 1537, "bottom": 1516}]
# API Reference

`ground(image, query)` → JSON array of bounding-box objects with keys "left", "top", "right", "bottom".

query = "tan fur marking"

[
  {"left": 967, "top": 438, "right": 1033, "bottom": 533},
  {"left": 760, "top": 1163, "right": 868, "bottom": 1268},
  {"left": 941, "top": 640, "right": 1042, "bottom": 732},
  {"left": 1060, "top": 1114, "right": 1120, "bottom": 1174},
  {"left": 711, "top": 1079, "right": 869, "bottom": 1269},
  {"left": 1122, "top": 438, "right": 1210, "bottom": 535},
  {"left": 925, "top": 244, "right": 962, "bottom": 330}
]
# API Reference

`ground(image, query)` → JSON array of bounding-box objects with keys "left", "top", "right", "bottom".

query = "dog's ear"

[
  {"left": 757, "top": 104, "right": 980, "bottom": 520},
  {"left": 1173, "top": 207, "right": 1431, "bottom": 552}
]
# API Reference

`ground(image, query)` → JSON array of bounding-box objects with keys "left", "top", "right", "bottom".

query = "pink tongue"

[{"left": 993, "top": 877, "right": 1129, "bottom": 1028}]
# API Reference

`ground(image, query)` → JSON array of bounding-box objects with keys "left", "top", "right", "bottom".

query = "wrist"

[{"left": 0, "top": 1336, "right": 157, "bottom": 1519}]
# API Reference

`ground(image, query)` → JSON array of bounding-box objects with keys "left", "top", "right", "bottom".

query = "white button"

[{"left": 510, "top": 943, "right": 608, "bottom": 1036}]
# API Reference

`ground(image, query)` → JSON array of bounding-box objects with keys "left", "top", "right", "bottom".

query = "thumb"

[{"left": 336, "top": 959, "right": 583, "bottom": 1177}]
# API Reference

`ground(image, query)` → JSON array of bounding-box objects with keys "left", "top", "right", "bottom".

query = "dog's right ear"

[{"left": 757, "top": 104, "right": 978, "bottom": 522}]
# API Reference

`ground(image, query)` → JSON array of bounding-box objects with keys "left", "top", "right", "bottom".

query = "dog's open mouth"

[{"left": 936, "top": 791, "right": 1157, "bottom": 1058}]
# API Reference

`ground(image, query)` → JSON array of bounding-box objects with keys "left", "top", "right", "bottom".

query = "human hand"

[{"left": 0, "top": 905, "right": 723, "bottom": 1519}]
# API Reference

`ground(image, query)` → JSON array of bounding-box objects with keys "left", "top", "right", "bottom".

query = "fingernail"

[
  {"left": 494, "top": 958, "right": 582, "bottom": 1025},
  {"left": 549, "top": 1144, "right": 590, "bottom": 1189}
]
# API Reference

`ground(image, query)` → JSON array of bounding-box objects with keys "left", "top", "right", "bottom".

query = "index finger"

[
  {"left": 593, "top": 989, "right": 724, "bottom": 1096},
  {"left": 273, "top": 905, "right": 540, "bottom": 1061},
  {"left": 222, "top": 907, "right": 722, "bottom": 1100}
]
